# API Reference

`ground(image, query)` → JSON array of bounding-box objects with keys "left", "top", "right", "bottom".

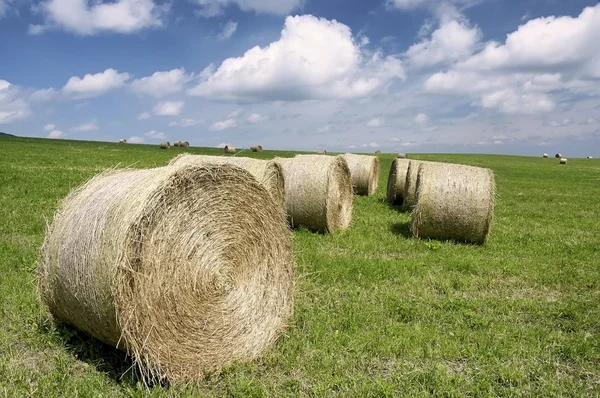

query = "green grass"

[{"left": 1, "top": 135, "right": 600, "bottom": 396}]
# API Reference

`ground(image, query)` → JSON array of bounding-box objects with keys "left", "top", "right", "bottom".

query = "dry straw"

[
  {"left": 169, "top": 154, "right": 285, "bottom": 210},
  {"left": 160, "top": 141, "right": 170, "bottom": 149},
  {"left": 402, "top": 159, "right": 437, "bottom": 211},
  {"left": 555, "top": 153, "right": 562, "bottom": 158},
  {"left": 251, "top": 145, "right": 263, "bottom": 152},
  {"left": 397, "top": 153, "right": 407, "bottom": 159},
  {"left": 560, "top": 158, "right": 568, "bottom": 164},
  {"left": 38, "top": 164, "right": 295, "bottom": 383},
  {"left": 119, "top": 139, "right": 127, "bottom": 144},
  {"left": 275, "top": 155, "right": 353, "bottom": 233},
  {"left": 386, "top": 158, "right": 411, "bottom": 206},
  {"left": 343, "top": 153, "right": 380, "bottom": 196},
  {"left": 543, "top": 153, "right": 549, "bottom": 158},
  {"left": 224, "top": 145, "right": 236, "bottom": 154},
  {"left": 316, "top": 150, "right": 327, "bottom": 155},
  {"left": 411, "top": 162, "right": 496, "bottom": 245}
]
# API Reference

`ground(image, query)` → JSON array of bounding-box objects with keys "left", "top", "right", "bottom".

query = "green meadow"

[{"left": 1, "top": 135, "right": 599, "bottom": 396}]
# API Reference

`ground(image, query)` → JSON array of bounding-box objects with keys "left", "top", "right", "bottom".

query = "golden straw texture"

[
  {"left": 386, "top": 158, "right": 410, "bottom": 206},
  {"left": 403, "top": 160, "right": 436, "bottom": 211},
  {"left": 169, "top": 154, "right": 285, "bottom": 210},
  {"left": 343, "top": 153, "right": 380, "bottom": 196},
  {"left": 276, "top": 155, "right": 353, "bottom": 233},
  {"left": 411, "top": 163, "right": 496, "bottom": 245},
  {"left": 38, "top": 164, "right": 295, "bottom": 383},
  {"left": 224, "top": 145, "right": 236, "bottom": 154}
]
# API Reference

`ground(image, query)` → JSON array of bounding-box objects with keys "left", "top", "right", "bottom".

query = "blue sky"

[{"left": 1, "top": 0, "right": 599, "bottom": 156}]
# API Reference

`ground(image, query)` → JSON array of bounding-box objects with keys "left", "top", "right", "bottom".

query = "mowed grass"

[{"left": 1, "top": 135, "right": 600, "bottom": 396}]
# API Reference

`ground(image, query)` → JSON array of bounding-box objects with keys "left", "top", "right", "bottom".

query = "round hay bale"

[
  {"left": 587, "top": 156, "right": 593, "bottom": 159},
  {"left": 342, "top": 153, "right": 380, "bottom": 196},
  {"left": 555, "top": 153, "right": 562, "bottom": 158},
  {"left": 543, "top": 153, "right": 548, "bottom": 158},
  {"left": 316, "top": 150, "right": 327, "bottom": 155},
  {"left": 560, "top": 158, "right": 568, "bottom": 164},
  {"left": 182, "top": 141, "right": 189, "bottom": 148},
  {"left": 275, "top": 155, "right": 353, "bottom": 233},
  {"left": 386, "top": 158, "right": 411, "bottom": 206},
  {"left": 397, "top": 153, "right": 407, "bottom": 159},
  {"left": 119, "top": 139, "right": 127, "bottom": 144},
  {"left": 224, "top": 145, "right": 236, "bottom": 154},
  {"left": 160, "top": 141, "right": 170, "bottom": 149},
  {"left": 169, "top": 154, "right": 285, "bottom": 210},
  {"left": 173, "top": 141, "right": 181, "bottom": 147},
  {"left": 402, "top": 159, "right": 436, "bottom": 211},
  {"left": 38, "top": 164, "right": 295, "bottom": 383},
  {"left": 375, "top": 150, "right": 381, "bottom": 154},
  {"left": 251, "top": 145, "right": 263, "bottom": 152},
  {"left": 411, "top": 163, "right": 495, "bottom": 245}
]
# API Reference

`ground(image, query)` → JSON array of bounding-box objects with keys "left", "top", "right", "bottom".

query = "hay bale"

[
  {"left": 543, "top": 153, "right": 548, "bottom": 158},
  {"left": 587, "top": 156, "right": 593, "bottom": 159},
  {"left": 173, "top": 141, "right": 181, "bottom": 147},
  {"left": 251, "top": 145, "right": 263, "bottom": 152},
  {"left": 160, "top": 141, "right": 170, "bottom": 149},
  {"left": 375, "top": 150, "right": 381, "bottom": 154},
  {"left": 386, "top": 158, "right": 411, "bottom": 206},
  {"left": 224, "top": 145, "right": 236, "bottom": 154},
  {"left": 555, "top": 153, "right": 562, "bottom": 158},
  {"left": 560, "top": 158, "right": 568, "bottom": 164},
  {"left": 402, "top": 159, "right": 436, "bottom": 211},
  {"left": 411, "top": 163, "right": 495, "bottom": 245},
  {"left": 182, "top": 141, "right": 189, "bottom": 148},
  {"left": 397, "top": 153, "right": 407, "bottom": 159},
  {"left": 38, "top": 164, "right": 295, "bottom": 383},
  {"left": 316, "top": 150, "right": 327, "bottom": 155},
  {"left": 275, "top": 155, "right": 353, "bottom": 233},
  {"left": 169, "top": 154, "right": 285, "bottom": 210},
  {"left": 342, "top": 153, "right": 380, "bottom": 196},
  {"left": 119, "top": 139, "right": 127, "bottom": 144}
]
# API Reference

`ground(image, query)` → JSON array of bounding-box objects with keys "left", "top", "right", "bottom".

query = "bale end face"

[
  {"left": 343, "top": 153, "right": 380, "bottom": 196},
  {"left": 555, "top": 153, "right": 562, "bottom": 158}
]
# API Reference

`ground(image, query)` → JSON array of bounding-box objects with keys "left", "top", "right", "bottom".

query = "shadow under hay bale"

[
  {"left": 343, "top": 153, "right": 380, "bottom": 196},
  {"left": 169, "top": 154, "right": 285, "bottom": 211},
  {"left": 38, "top": 164, "right": 295, "bottom": 383},
  {"left": 275, "top": 155, "right": 353, "bottom": 233},
  {"left": 224, "top": 145, "right": 236, "bottom": 154},
  {"left": 411, "top": 163, "right": 496, "bottom": 245},
  {"left": 386, "top": 158, "right": 411, "bottom": 207},
  {"left": 389, "top": 222, "right": 412, "bottom": 238}
]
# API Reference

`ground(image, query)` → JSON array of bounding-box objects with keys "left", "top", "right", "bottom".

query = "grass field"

[{"left": 1, "top": 135, "right": 599, "bottom": 396}]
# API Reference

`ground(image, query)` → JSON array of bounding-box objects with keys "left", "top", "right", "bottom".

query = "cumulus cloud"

[
  {"left": 360, "top": 142, "right": 380, "bottom": 148},
  {"left": 190, "top": 15, "right": 404, "bottom": 101},
  {"left": 44, "top": 124, "right": 55, "bottom": 132},
  {"left": 30, "top": 88, "right": 57, "bottom": 102},
  {"left": 215, "top": 141, "right": 232, "bottom": 148},
  {"left": 128, "top": 135, "right": 145, "bottom": 143},
  {"left": 210, "top": 118, "right": 237, "bottom": 131},
  {"left": 169, "top": 118, "right": 204, "bottom": 127},
  {"left": 414, "top": 113, "right": 429, "bottom": 124},
  {"left": 145, "top": 129, "right": 167, "bottom": 140},
  {"left": 246, "top": 113, "right": 268, "bottom": 123},
  {"left": 33, "top": 0, "right": 168, "bottom": 35},
  {"left": 217, "top": 20, "right": 237, "bottom": 40},
  {"left": 152, "top": 101, "right": 184, "bottom": 116},
  {"left": 367, "top": 118, "right": 384, "bottom": 127},
  {"left": 63, "top": 69, "right": 130, "bottom": 99},
  {"left": 69, "top": 119, "right": 99, "bottom": 132},
  {"left": 130, "top": 68, "right": 191, "bottom": 97},
  {"left": 0, "top": 80, "right": 30, "bottom": 124},
  {"left": 48, "top": 129, "right": 65, "bottom": 138},
  {"left": 138, "top": 112, "right": 151, "bottom": 120},
  {"left": 193, "top": 0, "right": 302, "bottom": 17}
]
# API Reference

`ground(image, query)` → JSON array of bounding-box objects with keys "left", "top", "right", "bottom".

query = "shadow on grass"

[{"left": 389, "top": 222, "right": 412, "bottom": 238}]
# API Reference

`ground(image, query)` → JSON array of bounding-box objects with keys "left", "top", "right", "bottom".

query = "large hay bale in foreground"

[
  {"left": 169, "top": 154, "right": 285, "bottom": 210},
  {"left": 343, "top": 153, "right": 380, "bottom": 196},
  {"left": 160, "top": 141, "right": 170, "bottom": 149},
  {"left": 411, "top": 163, "right": 495, "bottom": 245},
  {"left": 386, "top": 158, "right": 410, "bottom": 206},
  {"left": 119, "top": 139, "right": 127, "bottom": 144},
  {"left": 560, "top": 158, "right": 568, "bottom": 164},
  {"left": 38, "top": 164, "right": 295, "bottom": 383},
  {"left": 275, "top": 155, "right": 353, "bottom": 233},
  {"left": 251, "top": 145, "right": 263, "bottom": 152},
  {"left": 224, "top": 145, "right": 236, "bottom": 154},
  {"left": 403, "top": 160, "right": 436, "bottom": 211}
]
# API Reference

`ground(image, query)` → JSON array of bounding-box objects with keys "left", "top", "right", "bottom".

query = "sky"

[{"left": 1, "top": 0, "right": 599, "bottom": 156}]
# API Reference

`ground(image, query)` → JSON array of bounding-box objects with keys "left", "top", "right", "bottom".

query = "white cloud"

[
  {"left": 128, "top": 135, "right": 145, "bottom": 143},
  {"left": 386, "top": 0, "right": 429, "bottom": 9},
  {"left": 210, "top": 118, "right": 237, "bottom": 131},
  {"left": 190, "top": 15, "right": 404, "bottom": 101},
  {"left": 169, "top": 118, "right": 204, "bottom": 127},
  {"left": 367, "top": 118, "right": 384, "bottom": 127},
  {"left": 48, "top": 129, "right": 65, "bottom": 138},
  {"left": 414, "top": 113, "right": 429, "bottom": 124},
  {"left": 69, "top": 119, "right": 99, "bottom": 132},
  {"left": 152, "top": 101, "right": 184, "bottom": 116},
  {"left": 405, "top": 19, "right": 480, "bottom": 67},
  {"left": 44, "top": 124, "right": 55, "bottom": 132},
  {"left": 0, "top": 80, "right": 30, "bottom": 124},
  {"left": 145, "top": 129, "right": 167, "bottom": 140},
  {"left": 30, "top": 88, "right": 57, "bottom": 102},
  {"left": 138, "top": 112, "right": 151, "bottom": 120},
  {"left": 130, "top": 68, "right": 190, "bottom": 97},
  {"left": 246, "top": 113, "right": 268, "bottom": 123},
  {"left": 218, "top": 20, "right": 237, "bottom": 40},
  {"left": 193, "top": 0, "right": 302, "bottom": 17},
  {"left": 34, "top": 0, "right": 168, "bottom": 35},
  {"left": 63, "top": 69, "right": 130, "bottom": 99},
  {"left": 215, "top": 141, "right": 232, "bottom": 148},
  {"left": 361, "top": 142, "right": 380, "bottom": 148}
]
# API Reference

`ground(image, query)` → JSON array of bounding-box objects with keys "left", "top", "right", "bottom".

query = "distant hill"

[{"left": 0, "top": 132, "right": 15, "bottom": 137}]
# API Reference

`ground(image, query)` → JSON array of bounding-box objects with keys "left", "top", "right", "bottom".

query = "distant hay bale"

[
  {"left": 169, "top": 154, "right": 285, "bottom": 210},
  {"left": 397, "top": 153, "right": 407, "bottom": 159},
  {"left": 38, "top": 164, "right": 295, "bottom": 383},
  {"left": 543, "top": 153, "right": 548, "bottom": 158},
  {"left": 555, "top": 153, "right": 562, "bottom": 158},
  {"left": 160, "top": 141, "right": 170, "bottom": 149},
  {"left": 560, "top": 158, "right": 568, "bottom": 164},
  {"left": 316, "top": 150, "right": 327, "bottom": 155},
  {"left": 119, "top": 139, "right": 127, "bottom": 144},
  {"left": 402, "top": 159, "right": 436, "bottom": 211},
  {"left": 587, "top": 156, "right": 593, "bottom": 159},
  {"left": 251, "top": 145, "right": 263, "bottom": 152},
  {"left": 386, "top": 158, "right": 411, "bottom": 206},
  {"left": 173, "top": 141, "right": 181, "bottom": 147},
  {"left": 375, "top": 150, "right": 381, "bottom": 154},
  {"left": 343, "top": 153, "right": 380, "bottom": 196},
  {"left": 224, "top": 145, "right": 236, "bottom": 154},
  {"left": 182, "top": 141, "right": 189, "bottom": 148},
  {"left": 275, "top": 155, "right": 353, "bottom": 233},
  {"left": 411, "top": 163, "right": 496, "bottom": 245}
]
